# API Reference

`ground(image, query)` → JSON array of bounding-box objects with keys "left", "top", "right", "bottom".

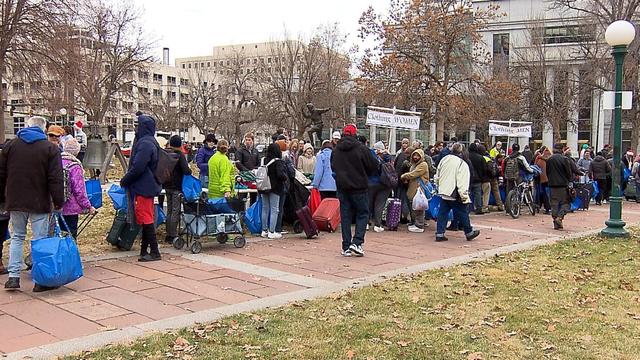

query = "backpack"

[
  {"left": 63, "top": 162, "right": 80, "bottom": 202},
  {"left": 504, "top": 156, "right": 519, "bottom": 180},
  {"left": 256, "top": 159, "right": 277, "bottom": 192},
  {"left": 380, "top": 161, "right": 398, "bottom": 188},
  {"left": 485, "top": 156, "right": 498, "bottom": 178},
  {"left": 154, "top": 147, "right": 179, "bottom": 185}
]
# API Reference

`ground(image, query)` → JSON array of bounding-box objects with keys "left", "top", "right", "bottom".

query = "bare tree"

[
  {"left": 181, "top": 66, "right": 225, "bottom": 136},
  {"left": 0, "top": 0, "right": 68, "bottom": 141}
]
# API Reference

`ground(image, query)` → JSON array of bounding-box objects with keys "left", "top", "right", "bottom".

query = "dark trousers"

[
  {"left": 275, "top": 192, "right": 287, "bottom": 232},
  {"left": 140, "top": 224, "right": 160, "bottom": 256},
  {"left": 337, "top": 190, "right": 369, "bottom": 251},
  {"left": 59, "top": 214, "right": 79, "bottom": 239},
  {"left": 319, "top": 191, "right": 336, "bottom": 200},
  {"left": 165, "top": 190, "right": 182, "bottom": 239},
  {"left": 471, "top": 182, "right": 483, "bottom": 213},
  {"left": 395, "top": 185, "right": 410, "bottom": 220},
  {"left": 549, "top": 187, "right": 570, "bottom": 219},
  {"left": 595, "top": 179, "right": 609, "bottom": 204},
  {"left": 436, "top": 199, "right": 473, "bottom": 237},
  {"left": 368, "top": 183, "right": 391, "bottom": 227}
]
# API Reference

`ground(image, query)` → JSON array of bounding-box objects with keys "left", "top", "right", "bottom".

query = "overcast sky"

[{"left": 136, "top": 0, "right": 389, "bottom": 64}]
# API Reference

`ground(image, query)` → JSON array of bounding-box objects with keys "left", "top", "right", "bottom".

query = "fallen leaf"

[
  {"left": 397, "top": 341, "right": 410, "bottom": 347},
  {"left": 547, "top": 324, "right": 556, "bottom": 332},
  {"left": 467, "top": 352, "right": 483, "bottom": 360},
  {"left": 347, "top": 349, "right": 356, "bottom": 360}
]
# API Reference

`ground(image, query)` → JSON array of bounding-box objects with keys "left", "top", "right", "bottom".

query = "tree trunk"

[
  {"left": 436, "top": 116, "right": 445, "bottom": 142},
  {"left": 0, "top": 56, "right": 5, "bottom": 142}
]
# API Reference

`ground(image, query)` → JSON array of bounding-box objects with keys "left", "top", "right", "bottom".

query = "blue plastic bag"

[
  {"left": 85, "top": 179, "right": 103, "bottom": 209},
  {"left": 489, "top": 186, "right": 506, "bottom": 206},
  {"left": 31, "top": 217, "right": 83, "bottom": 288},
  {"left": 570, "top": 195, "right": 582, "bottom": 211},
  {"left": 107, "top": 184, "right": 127, "bottom": 210},
  {"left": 243, "top": 196, "right": 262, "bottom": 234},
  {"left": 182, "top": 175, "right": 202, "bottom": 202},
  {"left": 591, "top": 181, "right": 600, "bottom": 200},
  {"left": 418, "top": 179, "right": 435, "bottom": 200},
  {"left": 155, "top": 204, "right": 166, "bottom": 227},
  {"left": 207, "top": 197, "right": 234, "bottom": 214},
  {"left": 624, "top": 167, "right": 631, "bottom": 182}
]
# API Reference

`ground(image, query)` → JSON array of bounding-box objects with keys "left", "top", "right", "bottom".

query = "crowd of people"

[{"left": 1, "top": 112, "right": 637, "bottom": 292}]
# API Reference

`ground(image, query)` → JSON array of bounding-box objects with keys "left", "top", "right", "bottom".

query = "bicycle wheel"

[
  {"left": 506, "top": 190, "right": 520, "bottom": 219},
  {"left": 525, "top": 190, "right": 536, "bottom": 215}
]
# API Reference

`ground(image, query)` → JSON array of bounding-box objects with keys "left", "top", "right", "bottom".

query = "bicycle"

[{"left": 505, "top": 177, "right": 537, "bottom": 219}]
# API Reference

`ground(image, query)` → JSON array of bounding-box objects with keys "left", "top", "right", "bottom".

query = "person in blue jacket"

[
  {"left": 312, "top": 140, "right": 337, "bottom": 199},
  {"left": 368, "top": 141, "right": 392, "bottom": 233},
  {"left": 195, "top": 134, "right": 217, "bottom": 187},
  {"left": 121, "top": 114, "right": 162, "bottom": 262}
]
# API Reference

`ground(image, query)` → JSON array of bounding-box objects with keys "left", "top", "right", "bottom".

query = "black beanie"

[
  {"left": 170, "top": 135, "right": 182, "bottom": 148},
  {"left": 512, "top": 143, "right": 520, "bottom": 152}
]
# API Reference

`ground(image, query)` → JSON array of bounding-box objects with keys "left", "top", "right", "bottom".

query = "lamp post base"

[{"left": 601, "top": 195, "right": 628, "bottom": 237}]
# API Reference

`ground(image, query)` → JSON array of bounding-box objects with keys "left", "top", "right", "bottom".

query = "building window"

[
  {"left": 138, "top": 87, "right": 149, "bottom": 96},
  {"left": 122, "top": 117, "right": 134, "bottom": 129},
  {"left": 13, "top": 117, "right": 25, "bottom": 134},
  {"left": 180, "top": 93, "right": 188, "bottom": 101},
  {"left": 153, "top": 89, "right": 162, "bottom": 98},
  {"left": 492, "top": 33, "right": 510, "bottom": 73},
  {"left": 10, "top": 99, "right": 24, "bottom": 105},
  {"left": 182, "top": 64, "right": 185, "bottom": 69},
  {"left": 201, "top": 63, "right": 204, "bottom": 67},
  {"left": 207, "top": 62, "right": 211, "bottom": 67},
  {"left": 1, "top": 83, "right": 6, "bottom": 90},
  {"left": 167, "top": 76, "right": 176, "bottom": 85},
  {"left": 268, "top": 57, "right": 272, "bottom": 64},
  {"left": 109, "top": 99, "right": 118, "bottom": 108},
  {"left": 153, "top": 73, "right": 163, "bottom": 82},
  {"left": 543, "top": 25, "right": 595, "bottom": 44},
  {"left": 188, "top": 63, "right": 192, "bottom": 69},
  {"left": 169, "top": 91, "right": 176, "bottom": 100},
  {"left": 123, "top": 101, "right": 134, "bottom": 111},
  {"left": 12, "top": 82, "right": 24, "bottom": 91},
  {"left": 180, "top": 78, "right": 189, "bottom": 86},
  {"left": 139, "top": 71, "right": 149, "bottom": 80}
]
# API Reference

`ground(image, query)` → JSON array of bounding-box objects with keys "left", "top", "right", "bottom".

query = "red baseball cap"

[{"left": 342, "top": 124, "right": 357, "bottom": 136}]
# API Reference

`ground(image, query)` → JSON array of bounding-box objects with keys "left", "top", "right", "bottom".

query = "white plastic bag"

[{"left": 412, "top": 187, "right": 429, "bottom": 211}]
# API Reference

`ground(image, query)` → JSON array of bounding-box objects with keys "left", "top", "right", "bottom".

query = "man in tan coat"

[{"left": 400, "top": 148, "right": 430, "bottom": 233}]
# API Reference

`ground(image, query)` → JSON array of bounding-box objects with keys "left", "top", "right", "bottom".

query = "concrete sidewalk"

[{"left": 2, "top": 202, "right": 640, "bottom": 359}]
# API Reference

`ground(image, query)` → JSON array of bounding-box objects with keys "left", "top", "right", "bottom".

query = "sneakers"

[
  {"left": 465, "top": 230, "right": 480, "bottom": 241},
  {"left": 260, "top": 231, "right": 268, "bottom": 238},
  {"left": 268, "top": 232, "right": 282, "bottom": 239},
  {"left": 341, "top": 249, "right": 352, "bottom": 257},
  {"left": 281, "top": 230, "right": 289, "bottom": 235},
  {"left": 373, "top": 226, "right": 384, "bottom": 233},
  {"left": 349, "top": 244, "right": 364, "bottom": 257},
  {"left": 138, "top": 253, "right": 162, "bottom": 262},
  {"left": 435, "top": 235, "right": 449, "bottom": 242},
  {"left": 4, "top": 277, "right": 20, "bottom": 290},
  {"left": 408, "top": 225, "right": 424, "bottom": 233}
]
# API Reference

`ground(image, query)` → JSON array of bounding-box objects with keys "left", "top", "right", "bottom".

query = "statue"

[{"left": 302, "top": 103, "right": 330, "bottom": 145}]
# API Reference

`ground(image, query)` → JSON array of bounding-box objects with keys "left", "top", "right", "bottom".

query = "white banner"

[
  {"left": 488, "top": 123, "right": 532, "bottom": 138},
  {"left": 366, "top": 110, "right": 420, "bottom": 130}
]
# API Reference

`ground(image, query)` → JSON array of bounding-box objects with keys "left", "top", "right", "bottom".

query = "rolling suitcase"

[
  {"left": 576, "top": 188, "right": 590, "bottom": 210},
  {"left": 295, "top": 206, "right": 319, "bottom": 239},
  {"left": 625, "top": 178, "right": 637, "bottom": 200},
  {"left": 385, "top": 198, "right": 402, "bottom": 231},
  {"left": 312, "top": 198, "right": 341, "bottom": 232},
  {"left": 106, "top": 209, "right": 140, "bottom": 251}
]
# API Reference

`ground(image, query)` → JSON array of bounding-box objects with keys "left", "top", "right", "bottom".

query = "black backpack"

[
  {"left": 504, "top": 156, "right": 519, "bottom": 180},
  {"left": 154, "top": 147, "right": 179, "bottom": 185},
  {"left": 380, "top": 161, "right": 398, "bottom": 188}
]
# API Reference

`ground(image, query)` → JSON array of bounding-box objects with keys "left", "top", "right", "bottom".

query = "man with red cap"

[
  {"left": 330, "top": 124, "right": 378, "bottom": 257},
  {"left": 74, "top": 121, "right": 87, "bottom": 161}
]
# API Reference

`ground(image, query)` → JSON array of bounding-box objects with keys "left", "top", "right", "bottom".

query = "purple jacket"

[{"left": 62, "top": 157, "right": 91, "bottom": 216}]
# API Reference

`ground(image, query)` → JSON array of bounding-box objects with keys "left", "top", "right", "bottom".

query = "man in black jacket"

[
  {"left": 546, "top": 143, "right": 573, "bottom": 230},
  {"left": 0, "top": 116, "right": 64, "bottom": 292},
  {"left": 164, "top": 135, "right": 192, "bottom": 244},
  {"left": 235, "top": 133, "right": 259, "bottom": 172},
  {"left": 331, "top": 124, "right": 378, "bottom": 257},
  {"left": 468, "top": 143, "right": 490, "bottom": 214}
]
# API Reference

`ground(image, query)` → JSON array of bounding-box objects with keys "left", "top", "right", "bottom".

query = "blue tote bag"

[
  {"left": 243, "top": 196, "right": 262, "bottom": 234},
  {"left": 182, "top": 175, "right": 202, "bottom": 202},
  {"left": 31, "top": 216, "right": 83, "bottom": 288},
  {"left": 85, "top": 179, "right": 103, "bottom": 209},
  {"left": 107, "top": 184, "right": 127, "bottom": 210}
]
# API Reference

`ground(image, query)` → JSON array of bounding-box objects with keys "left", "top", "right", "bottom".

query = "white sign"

[
  {"left": 488, "top": 123, "right": 532, "bottom": 138},
  {"left": 602, "top": 91, "right": 632, "bottom": 110},
  {"left": 366, "top": 110, "right": 420, "bottom": 130}
]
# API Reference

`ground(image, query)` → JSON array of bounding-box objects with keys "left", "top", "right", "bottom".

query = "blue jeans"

[
  {"left": 471, "top": 183, "right": 483, "bottom": 213},
  {"left": 337, "top": 190, "right": 369, "bottom": 251},
  {"left": 260, "top": 192, "right": 280, "bottom": 233},
  {"left": 436, "top": 200, "right": 473, "bottom": 237},
  {"left": 199, "top": 175, "right": 209, "bottom": 189},
  {"left": 8, "top": 212, "right": 51, "bottom": 278}
]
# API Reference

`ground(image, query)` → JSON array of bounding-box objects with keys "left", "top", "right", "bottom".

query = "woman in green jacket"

[{"left": 208, "top": 139, "right": 235, "bottom": 198}]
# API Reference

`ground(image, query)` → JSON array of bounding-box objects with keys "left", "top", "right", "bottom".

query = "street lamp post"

[{"left": 601, "top": 20, "right": 636, "bottom": 238}]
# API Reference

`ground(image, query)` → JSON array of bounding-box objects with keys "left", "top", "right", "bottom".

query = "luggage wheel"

[
  {"left": 293, "top": 220, "right": 303, "bottom": 234},
  {"left": 216, "top": 233, "right": 229, "bottom": 244},
  {"left": 234, "top": 236, "right": 246, "bottom": 248},
  {"left": 191, "top": 241, "right": 203, "bottom": 254},
  {"left": 172, "top": 237, "right": 185, "bottom": 250}
]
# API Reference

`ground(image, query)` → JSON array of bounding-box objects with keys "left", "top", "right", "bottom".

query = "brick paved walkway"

[{"left": 2, "top": 202, "right": 640, "bottom": 358}]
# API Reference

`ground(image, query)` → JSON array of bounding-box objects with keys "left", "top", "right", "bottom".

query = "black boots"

[
  {"left": 4, "top": 277, "right": 19, "bottom": 290},
  {"left": 138, "top": 224, "right": 161, "bottom": 262}
]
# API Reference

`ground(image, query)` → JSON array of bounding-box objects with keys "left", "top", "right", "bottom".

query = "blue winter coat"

[
  {"left": 120, "top": 115, "right": 161, "bottom": 197},
  {"left": 312, "top": 147, "right": 336, "bottom": 191},
  {"left": 367, "top": 149, "right": 390, "bottom": 185},
  {"left": 195, "top": 145, "right": 215, "bottom": 175}
]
